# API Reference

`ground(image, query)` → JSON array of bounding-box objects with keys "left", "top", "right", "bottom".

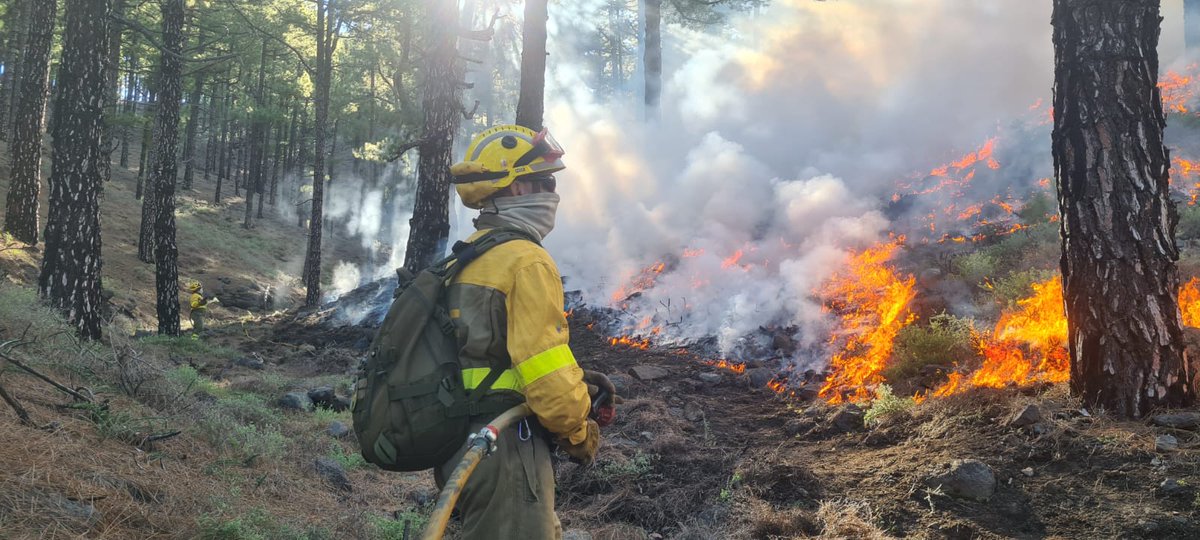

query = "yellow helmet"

[
  {"left": 451, "top": 125, "right": 566, "bottom": 209},
  {"left": 186, "top": 280, "right": 202, "bottom": 293}
]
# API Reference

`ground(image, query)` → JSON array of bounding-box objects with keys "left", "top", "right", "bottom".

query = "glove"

[
  {"left": 558, "top": 419, "right": 600, "bottom": 466},
  {"left": 583, "top": 370, "right": 619, "bottom": 427},
  {"left": 210, "top": 297, "right": 220, "bottom": 304}
]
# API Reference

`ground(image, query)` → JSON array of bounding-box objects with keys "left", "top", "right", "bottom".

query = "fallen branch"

[
  {"left": 0, "top": 381, "right": 33, "bottom": 426},
  {"left": 0, "top": 351, "right": 94, "bottom": 403},
  {"left": 139, "top": 430, "right": 182, "bottom": 448}
]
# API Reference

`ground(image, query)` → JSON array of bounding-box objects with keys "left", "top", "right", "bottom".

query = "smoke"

[{"left": 536, "top": 0, "right": 1072, "bottom": 358}]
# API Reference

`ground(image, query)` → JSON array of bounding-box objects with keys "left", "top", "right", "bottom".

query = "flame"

[
  {"left": 766, "top": 378, "right": 788, "bottom": 394},
  {"left": 1160, "top": 69, "right": 1196, "bottom": 115},
  {"left": 609, "top": 336, "right": 652, "bottom": 350},
  {"left": 707, "top": 359, "right": 747, "bottom": 374},
  {"left": 611, "top": 261, "right": 667, "bottom": 303},
  {"left": 927, "top": 277, "right": 1069, "bottom": 398},
  {"left": 818, "top": 239, "right": 917, "bottom": 404},
  {"left": 682, "top": 248, "right": 705, "bottom": 258},
  {"left": 1181, "top": 278, "right": 1200, "bottom": 328},
  {"left": 721, "top": 249, "right": 745, "bottom": 269}
]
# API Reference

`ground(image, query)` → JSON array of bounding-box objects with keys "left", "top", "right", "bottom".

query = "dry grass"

[{"left": 813, "top": 500, "right": 893, "bottom": 539}]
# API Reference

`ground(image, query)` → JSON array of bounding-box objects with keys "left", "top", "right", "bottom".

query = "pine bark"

[
  {"left": 181, "top": 57, "right": 205, "bottom": 190},
  {"left": 1187, "top": 0, "right": 1200, "bottom": 50},
  {"left": 0, "top": 0, "right": 26, "bottom": 141},
  {"left": 303, "top": 0, "right": 337, "bottom": 306},
  {"left": 40, "top": 0, "right": 112, "bottom": 340},
  {"left": 120, "top": 45, "right": 138, "bottom": 168},
  {"left": 643, "top": 0, "right": 662, "bottom": 119},
  {"left": 404, "top": 0, "right": 464, "bottom": 272},
  {"left": 149, "top": 0, "right": 185, "bottom": 335},
  {"left": 2, "top": 0, "right": 30, "bottom": 141},
  {"left": 102, "top": 0, "right": 127, "bottom": 182},
  {"left": 515, "top": 0, "right": 548, "bottom": 131},
  {"left": 1052, "top": 0, "right": 1194, "bottom": 417},
  {"left": 3, "top": 0, "right": 56, "bottom": 244}
]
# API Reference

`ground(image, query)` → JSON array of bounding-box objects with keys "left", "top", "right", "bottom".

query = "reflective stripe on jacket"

[{"left": 447, "top": 228, "right": 591, "bottom": 445}]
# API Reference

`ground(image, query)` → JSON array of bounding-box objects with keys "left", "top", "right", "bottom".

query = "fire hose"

[
  {"left": 420, "top": 403, "right": 532, "bottom": 540},
  {"left": 420, "top": 388, "right": 614, "bottom": 540}
]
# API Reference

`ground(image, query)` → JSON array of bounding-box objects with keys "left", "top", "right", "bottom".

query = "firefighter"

[
  {"left": 441, "top": 124, "right": 618, "bottom": 539},
  {"left": 187, "top": 280, "right": 218, "bottom": 335}
]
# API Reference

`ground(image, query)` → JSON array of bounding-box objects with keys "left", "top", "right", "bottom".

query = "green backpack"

[{"left": 352, "top": 229, "right": 534, "bottom": 472}]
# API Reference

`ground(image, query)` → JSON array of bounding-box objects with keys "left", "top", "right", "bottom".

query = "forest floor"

[{"left": 2, "top": 145, "right": 1200, "bottom": 539}]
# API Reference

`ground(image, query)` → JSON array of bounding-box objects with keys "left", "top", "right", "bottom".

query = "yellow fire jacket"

[
  {"left": 190, "top": 293, "right": 208, "bottom": 311},
  {"left": 446, "top": 229, "right": 591, "bottom": 445}
]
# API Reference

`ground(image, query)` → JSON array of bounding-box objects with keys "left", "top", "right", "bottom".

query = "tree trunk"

[
  {"left": 404, "top": 0, "right": 463, "bottom": 272},
  {"left": 1052, "top": 0, "right": 1194, "bottom": 417},
  {"left": 303, "top": 0, "right": 337, "bottom": 306},
  {"left": 515, "top": 0, "right": 548, "bottom": 131},
  {"left": 643, "top": 0, "right": 662, "bottom": 120},
  {"left": 2, "top": 0, "right": 31, "bottom": 141},
  {"left": 3, "top": 0, "right": 57, "bottom": 244},
  {"left": 120, "top": 43, "right": 138, "bottom": 168},
  {"left": 135, "top": 95, "right": 156, "bottom": 199},
  {"left": 40, "top": 0, "right": 112, "bottom": 340},
  {"left": 244, "top": 40, "right": 268, "bottom": 229},
  {"left": 181, "top": 53, "right": 205, "bottom": 190},
  {"left": 102, "top": 0, "right": 127, "bottom": 182},
  {"left": 0, "top": 0, "right": 27, "bottom": 142},
  {"left": 1187, "top": 0, "right": 1200, "bottom": 51},
  {"left": 267, "top": 114, "right": 284, "bottom": 211},
  {"left": 149, "top": 0, "right": 185, "bottom": 335},
  {"left": 215, "top": 85, "right": 231, "bottom": 203}
]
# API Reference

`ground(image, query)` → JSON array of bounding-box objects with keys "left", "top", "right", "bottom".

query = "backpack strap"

[{"left": 429, "top": 228, "right": 542, "bottom": 412}]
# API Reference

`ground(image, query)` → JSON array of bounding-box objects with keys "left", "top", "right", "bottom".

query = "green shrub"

[
  {"left": 953, "top": 252, "right": 998, "bottom": 286},
  {"left": 215, "top": 392, "right": 282, "bottom": 427},
  {"left": 0, "top": 284, "right": 97, "bottom": 361},
  {"left": 597, "top": 451, "right": 655, "bottom": 480},
  {"left": 1180, "top": 204, "right": 1200, "bottom": 240},
  {"left": 196, "top": 508, "right": 318, "bottom": 540},
  {"left": 139, "top": 335, "right": 240, "bottom": 361},
  {"left": 328, "top": 444, "right": 368, "bottom": 470},
  {"left": 196, "top": 410, "right": 288, "bottom": 462},
  {"left": 863, "top": 385, "right": 916, "bottom": 427},
  {"left": 988, "top": 268, "right": 1057, "bottom": 310},
  {"left": 312, "top": 406, "right": 350, "bottom": 425},
  {"left": 885, "top": 313, "right": 979, "bottom": 383},
  {"left": 370, "top": 513, "right": 427, "bottom": 540}
]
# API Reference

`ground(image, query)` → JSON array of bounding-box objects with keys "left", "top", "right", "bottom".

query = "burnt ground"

[{"left": 246, "top": 306, "right": 1200, "bottom": 539}]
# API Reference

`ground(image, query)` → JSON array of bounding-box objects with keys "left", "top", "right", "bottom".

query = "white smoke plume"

[{"left": 518, "top": 0, "right": 1191, "bottom": 359}]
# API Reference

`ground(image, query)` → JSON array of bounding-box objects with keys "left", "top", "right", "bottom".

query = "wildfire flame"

[
  {"left": 817, "top": 239, "right": 917, "bottom": 404},
  {"left": 1181, "top": 277, "right": 1200, "bottom": 328}
]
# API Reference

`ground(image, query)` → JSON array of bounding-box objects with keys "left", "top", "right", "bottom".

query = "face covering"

[{"left": 474, "top": 192, "right": 561, "bottom": 242}]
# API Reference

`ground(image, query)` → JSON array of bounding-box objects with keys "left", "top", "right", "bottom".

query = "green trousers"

[
  {"left": 435, "top": 418, "right": 562, "bottom": 540},
  {"left": 190, "top": 310, "right": 206, "bottom": 333}
]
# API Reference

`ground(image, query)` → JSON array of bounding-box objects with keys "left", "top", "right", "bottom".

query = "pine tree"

[
  {"left": 3, "top": 0, "right": 57, "bottom": 244},
  {"left": 40, "top": 0, "right": 113, "bottom": 340}
]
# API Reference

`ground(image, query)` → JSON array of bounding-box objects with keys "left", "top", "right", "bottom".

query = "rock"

[
  {"left": 794, "top": 385, "right": 821, "bottom": 401},
  {"left": 683, "top": 403, "right": 705, "bottom": 423},
  {"left": 1158, "top": 478, "right": 1194, "bottom": 497},
  {"left": 1156, "top": 434, "right": 1180, "bottom": 453},
  {"left": 406, "top": 487, "right": 437, "bottom": 506},
  {"left": 746, "top": 368, "right": 775, "bottom": 388},
  {"left": 608, "top": 373, "right": 633, "bottom": 395},
  {"left": 327, "top": 421, "right": 351, "bottom": 439},
  {"left": 234, "top": 355, "right": 265, "bottom": 370},
  {"left": 563, "top": 530, "right": 594, "bottom": 540},
  {"left": 697, "top": 372, "right": 722, "bottom": 384},
  {"left": 308, "top": 386, "right": 336, "bottom": 404},
  {"left": 925, "top": 459, "right": 996, "bottom": 501},
  {"left": 1021, "top": 467, "right": 1034, "bottom": 477},
  {"left": 44, "top": 493, "right": 100, "bottom": 525},
  {"left": 639, "top": 431, "right": 656, "bottom": 442},
  {"left": 1150, "top": 412, "right": 1200, "bottom": 430},
  {"left": 631, "top": 365, "right": 669, "bottom": 381},
  {"left": 279, "top": 391, "right": 313, "bottom": 411},
  {"left": 828, "top": 405, "right": 864, "bottom": 433},
  {"left": 334, "top": 396, "right": 352, "bottom": 412},
  {"left": 314, "top": 457, "right": 352, "bottom": 492},
  {"left": 1008, "top": 404, "right": 1042, "bottom": 428}
]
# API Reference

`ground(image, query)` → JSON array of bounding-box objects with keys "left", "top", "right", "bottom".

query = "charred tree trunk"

[
  {"left": 643, "top": 0, "right": 662, "bottom": 120},
  {"left": 404, "top": 0, "right": 464, "bottom": 272},
  {"left": 215, "top": 84, "right": 231, "bottom": 203},
  {"left": 515, "top": 0, "right": 548, "bottom": 131},
  {"left": 3, "top": 0, "right": 57, "bottom": 244},
  {"left": 40, "top": 0, "right": 112, "bottom": 340},
  {"left": 135, "top": 94, "right": 156, "bottom": 200},
  {"left": 1052, "top": 0, "right": 1194, "bottom": 417},
  {"left": 0, "top": 0, "right": 28, "bottom": 142},
  {"left": 149, "top": 0, "right": 184, "bottom": 335},
  {"left": 303, "top": 0, "right": 338, "bottom": 306}
]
